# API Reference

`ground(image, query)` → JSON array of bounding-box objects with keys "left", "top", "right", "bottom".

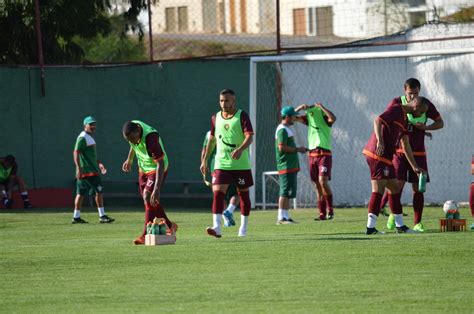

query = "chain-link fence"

[{"left": 1, "top": 0, "right": 473, "bottom": 65}]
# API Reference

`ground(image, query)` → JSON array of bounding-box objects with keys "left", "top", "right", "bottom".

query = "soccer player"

[
  {"left": 274, "top": 106, "right": 307, "bottom": 224},
  {"left": 362, "top": 96, "right": 429, "bottom": 234},
  {"left": 294, "top": 102, "right": 336, "bottom": 220},
  {"left": 383, "top": 78, "right": 444, "bottom": 232},
  {"left": 200, "top": 89, "right": 254, "bottom": 238},
  {"left": 122, "top": 120, "right": 178, "bottom": 245},
  {"left": 0, "top": 155, "right": 33, "bottom": 209},
  {"left": 72, "top": 116, "right": 114, "bottom": 224},
  {"left": 201, "top": 130, "right": 239, "bottom": 227}
]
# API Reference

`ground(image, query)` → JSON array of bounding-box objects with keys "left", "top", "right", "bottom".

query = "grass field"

[{"left": 1, "top": 205, "right": 473, "bottom": 313}]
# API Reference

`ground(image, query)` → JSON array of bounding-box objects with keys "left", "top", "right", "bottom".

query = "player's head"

[
  {"left": 3, "top": 155, "right": 15, "bottom": 168},
  {"left": 404, "top": 78, "right": 421, "bottom": 102},
  {"left": 122, "top": 121, "right": 142, "bottom": 144},
  {"left": 410, "top": 96, "right": 429, "bottom": 117},
  {"left": 219, "top": 89, "right": 236, "bottom": 113},
  {"left": 281, "top": 106, "right": 298, "bottom": 125},
  {"left": 83, "top": 116, "right": 97, "bottom": 134}
]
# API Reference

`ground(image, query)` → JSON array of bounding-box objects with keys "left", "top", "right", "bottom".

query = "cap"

[
  {"left": 281, "top": 106, "right": 298, "bottom": 118},
  {"left": 83, "top": 116, "right": 96, "bottom": 126}
]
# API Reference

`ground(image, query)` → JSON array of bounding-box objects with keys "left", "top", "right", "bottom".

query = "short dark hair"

[
  {"left": 122, "top": 121, "right": 140, "bottom": 137},
  {"left": 4, "top": 155, "right": 15, "bottom": 163},
  {"left": 219, "top": 89, "right": 235, "bottom": 96},
  {"left": 404, "top": 78, "right": 421, "bottom": 90},
  {"left": 413, "top": 96, "right": 429, "bottom": 112}
]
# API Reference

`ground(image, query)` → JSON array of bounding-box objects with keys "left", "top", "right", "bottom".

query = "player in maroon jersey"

[
  {"left": 380, "top": 78, "right": 444, "bottom": 232},
  {"left": 362, "top": 96, "right": 428, "bottom": 234}
]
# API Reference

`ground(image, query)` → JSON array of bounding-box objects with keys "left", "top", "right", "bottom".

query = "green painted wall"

[{"left": 0, "top": 59, "right": 250, "bottom": 192}]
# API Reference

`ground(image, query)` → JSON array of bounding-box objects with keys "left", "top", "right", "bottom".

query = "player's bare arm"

[
  {"left": 295, "top": 104, "right": 311, "bottom": 111},
  {"left": 374, "top": 118, "right": 384, "bottom": 156},
  {"left": 200, "top": 135, "right": 216, "bottom": 175},
  {"left": 314, "top": 102, "right": 337, "bottom": 124},
  {"left": 150, "top": 159, "right": 164, "bottom": 206},
  {"left": 73, "top": 150, "right": 82, "bottom": 179},
  {"left": 414, "top": 117, "right": 444, "bottom": 131},
  {"left": 231, "top": 133, "right": 253, "bottom": 160},
  {"left": 279, "top": 143, "right": 307, "bottom": 154},
  {"left": 400, "top": 135, "right": 423, "bottom": 174},
  {"left": 122, "top": 147, "right": 135, "bottom": 172}
]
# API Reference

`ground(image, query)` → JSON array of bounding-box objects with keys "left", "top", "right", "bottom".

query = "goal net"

[{"left": 249, "top": 47, "right": 474, "bottom": 208}]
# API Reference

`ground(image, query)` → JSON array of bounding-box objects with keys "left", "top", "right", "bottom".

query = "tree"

[{"left": 0, "top": 0, "right": 152, "bottom": 64}]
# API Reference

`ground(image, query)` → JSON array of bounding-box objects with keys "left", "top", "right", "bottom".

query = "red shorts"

[
  {"left": 366, "top": 156, "right": 395, "bottom": 180},
  {"left": 138, "top": 170, "right": 168, "bottom": 195},
  {"left": 309, "top": 154, "right": 332, "bottom": 182},
  {"left": 212, "top": 169, "right": 254, "bottom": 189},
  {"left": 393, "top": 153, "right": 430, "bottom": 183}
]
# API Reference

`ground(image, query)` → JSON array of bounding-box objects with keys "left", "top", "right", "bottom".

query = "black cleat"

[
  {"left": 99, "top": 215, "right": 115, "bottom": 223},
  {"left": 396, "top": 225, "right": 417, "bottom": 234},
  {"left": 4, "top": 198, "right": 13, "bottom": 209},
  {"left": 23, "top": 201, "right": 33, "bottom": 209},
  {"left": 327, "top": 213, "right": 334, "bottom": 220},
  {"left": 72, "top": 217, "right": 89, "bottom": 224},
  {"left": 366, "top": 227, "right": 385, "bottom": 235}
]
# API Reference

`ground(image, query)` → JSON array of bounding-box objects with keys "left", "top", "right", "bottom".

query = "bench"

[{"left": 101, "top": 179, "right": 212, "bottom": 199}]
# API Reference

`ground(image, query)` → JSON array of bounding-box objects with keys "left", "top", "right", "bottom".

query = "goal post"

[{"left": 249, "top": 47, "right": 474, "bottom": 208}]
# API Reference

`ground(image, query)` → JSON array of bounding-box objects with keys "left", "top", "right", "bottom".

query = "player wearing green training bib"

[
  {"left": 201, "top": 131, "right": 239, "bottom": 227},
  {"left": 72, "top": 116, "right": 114, "bottom": 224},
  {"left": 275, "top": 106, "right": 307, "bottom": 225},
  {"left": 200, "top": 89, "right": 254, "bottom": 238},
  {"left": 380, "top": 78, "right": 444, "bottom": 233},
  {"left": 295, "top": 102, "right": 337, "bottom": 221},
  {"left": 122, "top": 120, "right": 178, "bottom": 245}
]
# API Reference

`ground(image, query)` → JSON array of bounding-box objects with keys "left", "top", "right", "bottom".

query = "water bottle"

[
  {"left": 146, "top": 222, "right": 153, "bottom": 235},
  {"left": 418, "top": 172, "right": 427, "bottom": 193}
]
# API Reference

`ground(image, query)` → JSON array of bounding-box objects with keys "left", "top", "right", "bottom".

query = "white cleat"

[{"left": 238, "top": 228, "right": 247, "bottom": 237}]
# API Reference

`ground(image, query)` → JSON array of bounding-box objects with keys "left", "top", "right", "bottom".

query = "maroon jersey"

[
  {"left": 145, "top": 132, "right": 165, "bottom": 162},
  {"left": 363, "top": 101, "right": 407, "bottom": 165},
  {"left": 210, "top": 110, "right": 254, "bottom": 137},
  {"left": 396, "top": 98, "right": 441, "bottom": 155}
]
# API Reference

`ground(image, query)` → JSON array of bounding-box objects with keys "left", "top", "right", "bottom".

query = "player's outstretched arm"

[{"left": 401, "top": 135, "right": 423, "bottom": 174}]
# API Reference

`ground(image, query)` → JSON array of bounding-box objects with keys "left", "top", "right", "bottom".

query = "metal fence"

[{"left": 2, "top": 0, "right": 473, "bottom": 66}]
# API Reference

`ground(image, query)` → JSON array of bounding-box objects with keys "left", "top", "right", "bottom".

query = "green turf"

[{"left": 1, "top": 206, "right": 473, "bottom": 313}]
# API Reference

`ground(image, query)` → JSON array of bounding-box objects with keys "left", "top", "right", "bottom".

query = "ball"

[{"left": 443, "top": 200, "right": 459, "bottom": 214}]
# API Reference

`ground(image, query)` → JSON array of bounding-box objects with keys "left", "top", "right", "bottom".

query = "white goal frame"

[{"left": 248, "top": 47, "right": 474, "bottom": 208}]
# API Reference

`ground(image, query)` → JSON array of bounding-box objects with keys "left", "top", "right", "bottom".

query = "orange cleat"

[
  {"left": 167, "top": 222, "right": 178, "bottom": 235},
  {"left": 206, "top": 227, "right": 222, "bottom": 238},
  {"left": 133, "top": 236, "right": 145, "bottom": 245}
]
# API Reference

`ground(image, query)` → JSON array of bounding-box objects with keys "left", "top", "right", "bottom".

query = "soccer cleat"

[
  {"left": 396, "top": 225, "right": 418, "bottom": 234},
  {"left": 470, "top": 223, "right": 474, "bottom": 231},
  {"left": 222, "top": 210, "right": 235, "bottom": 227},
  {"left": 133, "top": 236, "right": 145, "bottom": 245},
  {"left": 99, "top": 215, "right": 115, "bottom": 223},
  {"left": 366, "top": 227, "right": 385, "bottom": 235},
  {"left": 327, "top": 212, "right": 334, "bottom": 220},
  {"left": 413, "top": 222, "right": 425, "bottom": 232},
  {"left": 276, "top": 218, "right": 288, "bottom": 225},
  {"left": 167, "top": 222, "right": 178, "bottom": 235},
  {"left": 286, "top": 218, "right": 297, "bottom": 224},
  {"left": 314, "top": 216, "right": 327, "bottom": 221},
  {"left": 206, "top": 227, "right": 222, "bottom": 238},
  {"left": 23, "top": 201, "right": 33, "bottom": 209},
  {"left": 238, "top": 228, "right": 247, "bottom": 237},
  {"left": 386, "top": 214, "right": 396, "bottom": 230},
  {"left": 4, "top": 198, "right": 13, "bottom": 209},
  {"left": 72, "top": 217, "right": 88, "bottom": 224}
]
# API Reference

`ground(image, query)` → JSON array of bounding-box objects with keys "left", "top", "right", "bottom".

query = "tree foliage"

[{"left": 0, "top": 0, "right": 152, "bottom": 64}]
